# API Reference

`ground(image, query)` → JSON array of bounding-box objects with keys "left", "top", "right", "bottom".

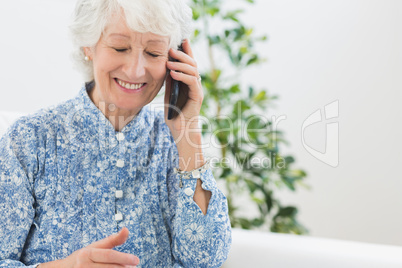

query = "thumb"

[{"left": 88, "top": 227, "right": 129, "bottom": 249}]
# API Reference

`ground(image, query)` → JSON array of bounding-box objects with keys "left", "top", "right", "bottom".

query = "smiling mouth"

[{"left": 115, "top": 78, "right": 145, "bottom": 90}]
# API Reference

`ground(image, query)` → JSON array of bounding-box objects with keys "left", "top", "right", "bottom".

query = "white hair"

[{"left": 69, "top": 0, "right": 193, "bottom": 82}]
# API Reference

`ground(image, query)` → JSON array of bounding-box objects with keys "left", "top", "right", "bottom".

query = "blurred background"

[{"left": 0, "top": 0, "right": 401, "bottom": 246}]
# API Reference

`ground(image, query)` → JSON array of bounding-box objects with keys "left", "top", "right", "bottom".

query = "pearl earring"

[{"left": 84, "top": 55, "right": 89, "bottom": 61}]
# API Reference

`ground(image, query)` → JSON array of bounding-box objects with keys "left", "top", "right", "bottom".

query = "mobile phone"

[{"left": 167, "top": 43, "right": 183, "bottom": 120}]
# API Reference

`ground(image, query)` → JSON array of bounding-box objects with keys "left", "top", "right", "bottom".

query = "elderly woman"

[{"left": 0, "top": 0, "right": 231, "bottom": 267}]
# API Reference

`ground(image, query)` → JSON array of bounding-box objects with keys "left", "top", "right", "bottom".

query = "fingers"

[
  {"left": 88, "top": 227, "right": 129, "bottom": 249},
  {"left": 164, "top": 39, "right": 202, "bottom": 119},
  {"left": 63, "top": 228, "right": 139, "bottom": 268},
  {"left": 170, "top": 71, "right": 202, "bottom": 92},
  {"left": 168, "top": 40, "right": 197, "bottom": 69},
  {"left": 85, "top": 248, "right": 139, "bottom": 266},
  {"left": 167, "top": 40, "right": 200, "bottom": 89},
  {"left": 166, "top": 61, "right": 198, "bottom": 78},
  {"left": 181, "top": 39, "right": 194, "bottom": 58}
]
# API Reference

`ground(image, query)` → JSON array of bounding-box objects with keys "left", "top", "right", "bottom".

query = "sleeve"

[
  {"left": 166, "top": 143, "right": 232, "bottom": 268},
  {"left": 0, "top": 119, "right": 41, "bottom": 267}
]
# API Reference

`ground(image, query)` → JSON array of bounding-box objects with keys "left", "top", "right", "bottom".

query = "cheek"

[
  {"left": 94, "top": 53, "right": 120, "bottom": 77},
  {"left": 153, "top": 63, "right": 167, "bottom": 81},
  {"left": 148, "top": 58, "right": 167, "bottom": 78},
  {"left": 157, "top": 70, "right": 167, "bottom": 82}
]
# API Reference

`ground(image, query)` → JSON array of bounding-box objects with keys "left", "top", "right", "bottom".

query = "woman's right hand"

[{"left": 38, "top": 227, "right": 140, "bottom": 268}]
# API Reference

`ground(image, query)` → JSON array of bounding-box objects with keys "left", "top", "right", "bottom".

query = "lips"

[{"left": 115, "top": 78, "right": 145, "bottom": 90}]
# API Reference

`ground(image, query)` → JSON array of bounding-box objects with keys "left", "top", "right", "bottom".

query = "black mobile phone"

[{"left": 167, "top": 44, "right": 183, "bottom": 120}]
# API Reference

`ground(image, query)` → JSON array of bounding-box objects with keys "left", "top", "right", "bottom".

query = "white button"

[
  {"left": 116, "top": 133, "right": 125, "bottom": 141},
  {"left": 116, "top": 160, "right": 125, "bottom": 168},
  {"left": 184, "top": 188, "right": 194, "bottom": 196},
  {"left": 192, "top": 170, "right": 201, "bottom": 178},
  {"left": 115, "top": 190, "right": 123, "bottom": 198},
  {"left": 115, "top": 213, "right": 123, "bottom": 221}
]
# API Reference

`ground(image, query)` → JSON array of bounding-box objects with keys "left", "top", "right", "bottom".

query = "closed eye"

[
  {"left": 114, "top": 48, "right": 128, "bottom": 52},
  {"left": 147, "top": 52, "right": 160, "bottom": 58}
]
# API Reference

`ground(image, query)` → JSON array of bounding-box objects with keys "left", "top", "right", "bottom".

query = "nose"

[{"left": 123, "top": 51, "right": 146, "bottom": 80}]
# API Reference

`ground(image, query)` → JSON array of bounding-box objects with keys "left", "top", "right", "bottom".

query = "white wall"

[
  {"left": 0, "top": 0, "right": 81, "bottom": 113},
  {"left": 0, "top": 0, "right": 401, "bottom": 246},
  {"left": 244, "top": 0, "right": 402, "bottom": 246}
]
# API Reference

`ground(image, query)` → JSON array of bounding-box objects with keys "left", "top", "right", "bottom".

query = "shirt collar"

[{"left": 68, "top": 82, "right": 156, "bottom": 149}]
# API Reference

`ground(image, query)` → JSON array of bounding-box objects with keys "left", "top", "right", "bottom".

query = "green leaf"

[
  {"left": 240, "top": 46, "right": 248, "bottom": 54},
  {"left": 281, "top": 176, "right": 296, "bottom": 191},
  {"left": 193, "top": 29, "right": 200, "bottom": 38},
  {"left": 208, "top": 35, "right": 221, "bottom": 45},
  {"left": 226, "top": 175, "right": 239, "bottom": 183},
  {"left": 290, "top": 169, "right": 307, "bottom": 178},
  {"left": 233, "top": 100, "right": 251, "bottom": 115},
  {"left": 248, "top": 86, "right": 254, "bottom": 98},
  {"left": 220, "top": 167, "right": 232, "bottom": 178},
  {"left": 251, "top": 218, "right": 264, "bottom": 227},
  {"left": 206, "top": 6, "right": 220, "bottom": 16},
  {"left": 263, "top": 190, "right": 274, "bottom": 212},
  {"left": 250, "top": 195, "right": 265, "bottom": 205},
  {"left": 229, "top": 84, "right": 241, "bottom": 94},
  {"left": 244, "top": 179, "right": 258, "bottom": 193},
  {"left": 284, "top": 156, "right": 295, "bottom": 165},
  {"left": 275, "top": 206, "right": 298, "bottom": 219},
  {"left": 247, "top": 54, "right": 259, "bottom": 65},
  {"left": 239, "top": 218, "right": 252, "bottom": 229},
  {"left": 224, "top": 9, "right": 244, "bottom": 17},
  {"left": 253, "top": 91, "right": 267, "bottom": 102},
  {"left": 192, "top": 9, "right": 200, "bottom": 20}
]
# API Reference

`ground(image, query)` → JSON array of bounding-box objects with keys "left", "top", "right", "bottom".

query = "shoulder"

[{"left": 5, "top": 98, "right": 77, "bottom": 142}]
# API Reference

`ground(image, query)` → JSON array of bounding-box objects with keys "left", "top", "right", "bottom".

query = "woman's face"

[{"left": 86, "top": 14, "right": 169, "bottom": 116}]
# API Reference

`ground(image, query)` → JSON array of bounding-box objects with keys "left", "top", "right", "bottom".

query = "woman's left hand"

[{"left": 164, "top": 39, "right": 203, "bottom": 142}]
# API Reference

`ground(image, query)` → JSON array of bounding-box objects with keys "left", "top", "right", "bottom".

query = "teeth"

[{"left": 117, "top": 79, "right": 143, "bottom": 90}]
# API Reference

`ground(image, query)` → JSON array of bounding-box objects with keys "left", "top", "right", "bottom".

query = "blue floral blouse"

[{"left": 0, "top": 84, "right": 231, "bottom": 267}]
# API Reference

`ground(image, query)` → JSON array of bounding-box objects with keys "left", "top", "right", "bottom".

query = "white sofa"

[
  {"left": 0, "top": 111, "right": 25, "bottom": 137},
  {"left": 224, "top": 228, "right": 402, "bottom": 267},
  {"left": 1, "top": 112, "right": 402, "bottom": 267}
]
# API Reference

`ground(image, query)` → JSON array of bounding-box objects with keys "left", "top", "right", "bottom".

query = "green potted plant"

[{"left": 190, "top": 0, "right": 309, "bottom": 234}]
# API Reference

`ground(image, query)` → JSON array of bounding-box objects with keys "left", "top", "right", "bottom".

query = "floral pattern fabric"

[{"left": 0, "top": 84, "right": 231, "bottom": 267}]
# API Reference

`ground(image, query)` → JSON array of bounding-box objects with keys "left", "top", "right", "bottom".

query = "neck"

[{"left": 88, "top": 87, "right": 140, "bottom": 132}]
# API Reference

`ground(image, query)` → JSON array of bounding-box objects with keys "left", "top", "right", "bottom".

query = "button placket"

[
  {"left": 116, "top": 159, "right": 125, "bottom": 168},
  {"left": 116, "top": 132, "right": 125, "bottom": 141},
  {"left": 114, "top": 132, "right": 127, "bottom": 224},
  {"left": 115, "top": 190, "right": 123, "bottom": 198},
  {"left": 184, "top": 188, "right": 194, "bottom": 196},
  {"left": 115, "top": 132, "right": 126, "bottom": 168},
  {"left": 114, "top": 213, "right": 123, "bottom": 221}
]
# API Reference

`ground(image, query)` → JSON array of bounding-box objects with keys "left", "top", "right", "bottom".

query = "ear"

[{"left": 83, "top": 47, "right": 93, "bottom": 60}]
